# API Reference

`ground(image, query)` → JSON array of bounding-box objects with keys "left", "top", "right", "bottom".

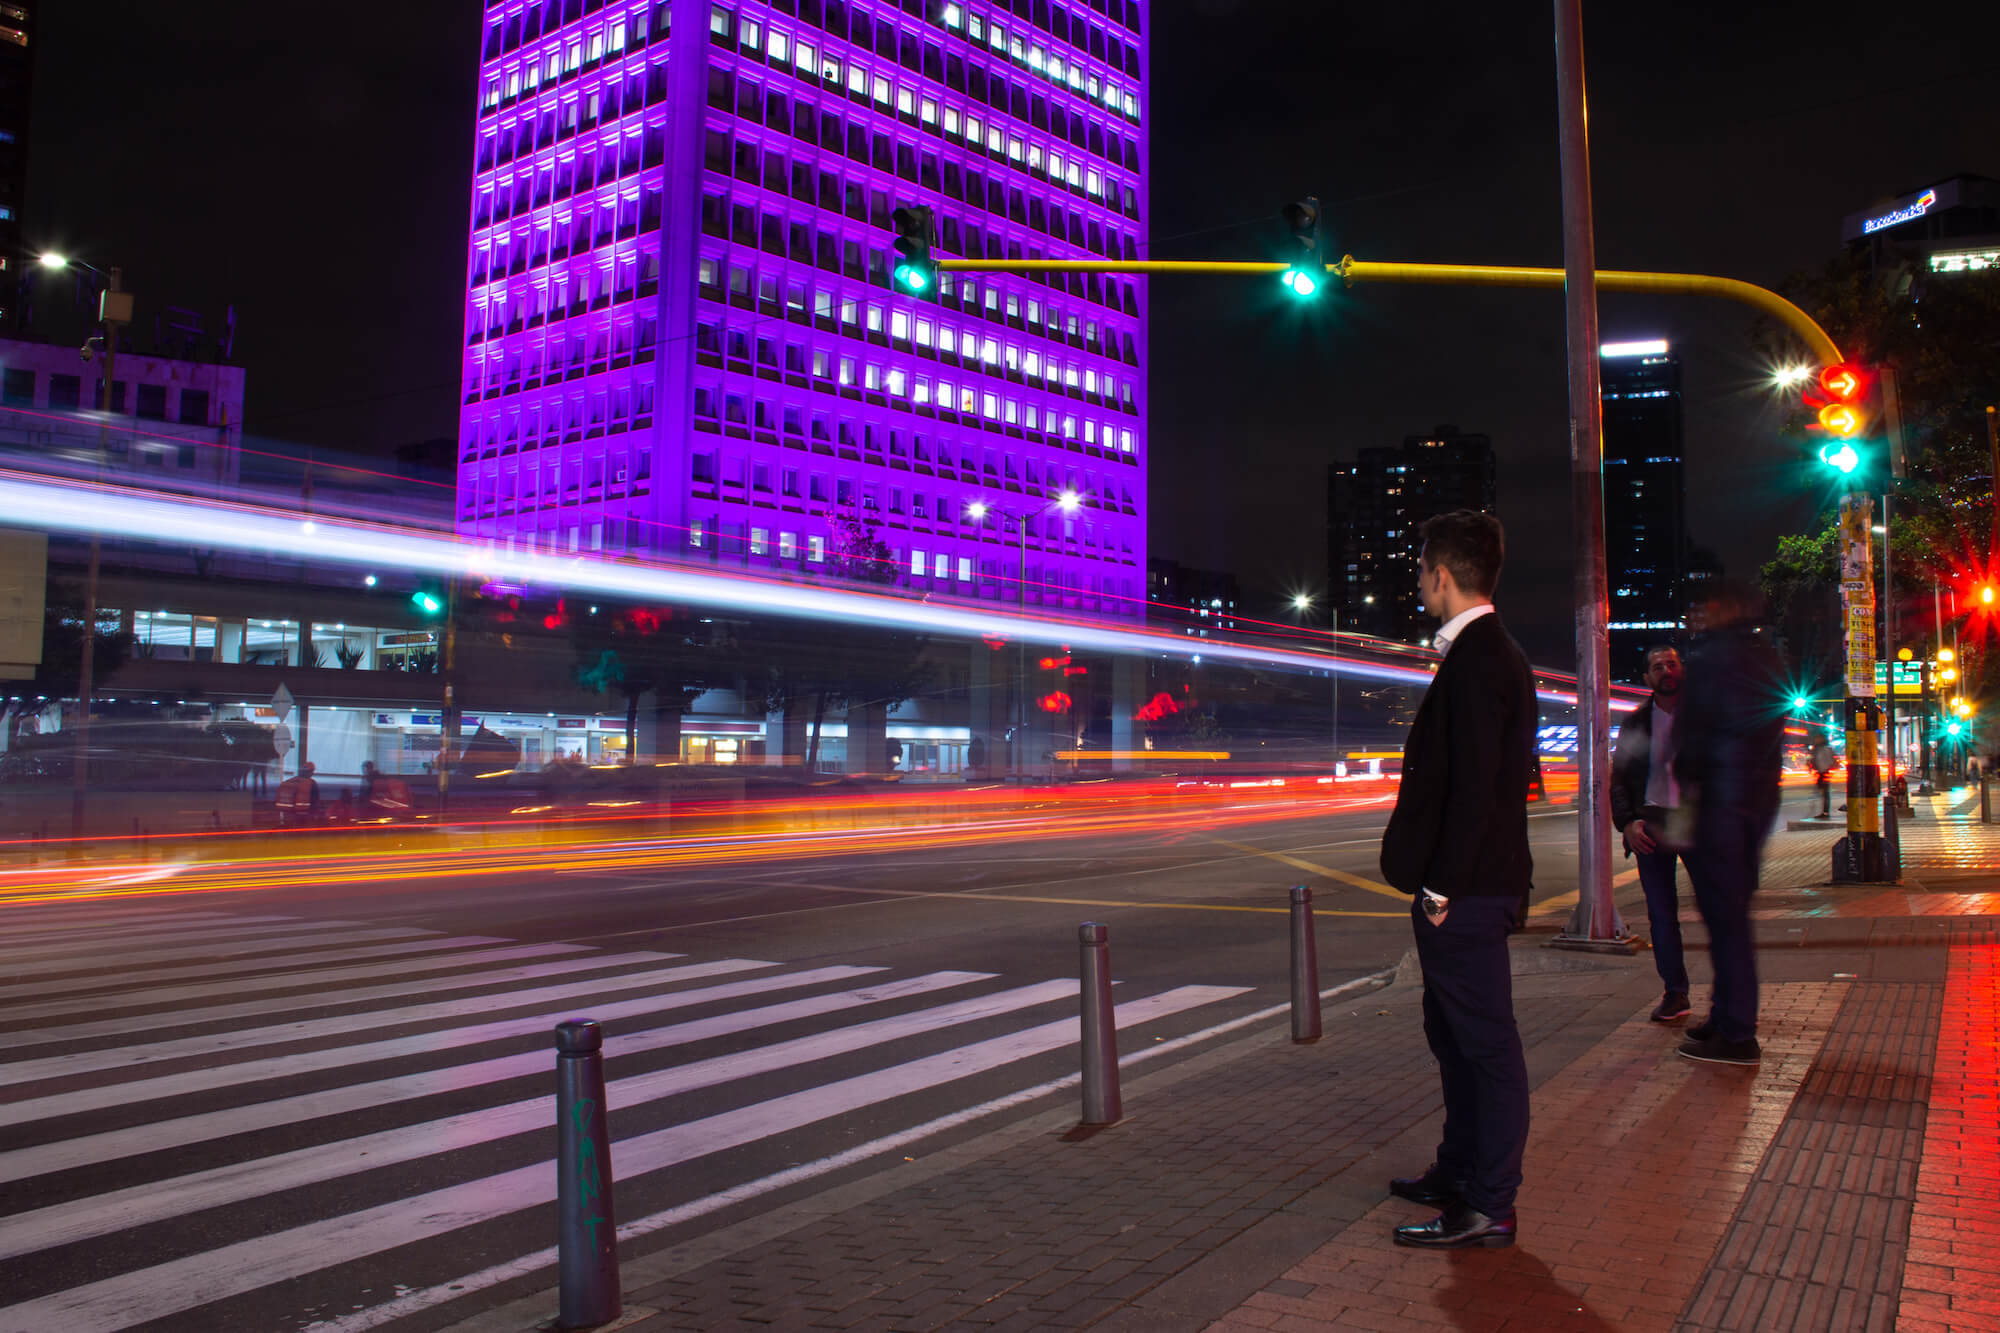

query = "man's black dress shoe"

[
  {"left": 1392, "top": 1201, "right": 1517, "bottom": 1249},
  {"left": 1387, "top": 1165, "right": 1464, "bottom": 1207},
  {"left": 1687, "top": 1018, "right": 1715, "bottom": 1043}
]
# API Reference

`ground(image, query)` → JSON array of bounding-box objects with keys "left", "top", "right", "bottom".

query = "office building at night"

[
  {"left": 1328, "top": 425, "right": 1496, "bottom": 644},
  {"left": 1600, "top": 338, "right": 1687, "bottom": 681},
  {"left": 1843, "top": 174, "right": 2000, "bottom": 283},
  {"left": 457, "top": 0, "right": 1148, "bottom": 619}
]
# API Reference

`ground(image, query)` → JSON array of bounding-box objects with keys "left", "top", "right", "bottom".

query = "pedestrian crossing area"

[{"left": 0, "top": 903, "right": 1251, "bottom": 1332}]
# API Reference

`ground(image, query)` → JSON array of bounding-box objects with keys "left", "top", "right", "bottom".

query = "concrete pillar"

[
  {"left": 767, "top": 707, "right": 807, "bottom": 770},
  {"left": 968, "top": 641, "right": 1000, "bottom": 779},
  {"left": 1111, "top": 654, "right": 1140, "bottom": 773},
  {"left": 850, "top": 700, "right": 889, "bottom": 776},
  {"left": 635, "top": 692, "right": 683, "bottom": 764}
]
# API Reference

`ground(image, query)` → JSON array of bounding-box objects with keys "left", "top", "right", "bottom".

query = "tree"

[
  {"left": 1758, "top": 257, "right": 2000, "bottom": 687},
  {"left": 736, "top": 504, "right": 931, "bottom": 773},
  {"left": 568, "top": 600, "right": 733, "bottom": 763}
]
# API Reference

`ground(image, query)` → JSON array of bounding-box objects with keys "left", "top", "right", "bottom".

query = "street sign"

[
  {"left": 271, "top": 722, "right": 293, "bottom": 757},
  {"left": 271, "top": 683, "right": 294, "bottom": 722}
]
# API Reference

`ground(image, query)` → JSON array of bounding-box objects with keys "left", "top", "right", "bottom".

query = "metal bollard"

[
  {"left": 554, "top": 1019, "right": 620, "bottom": 1329},
  {"left": 1882, "top": 794, "right": 1902, "bottom": 882},
  {"left": 1077, "top": 922, "right": 1122, "bottom": 1125},
  {"left": 1290, "top": 885, "right": 1322, "bottom": 1042}
]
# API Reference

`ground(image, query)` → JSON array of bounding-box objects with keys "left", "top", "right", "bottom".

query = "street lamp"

[
  {"left": 1291, "top": 593, "right": 1340, "bottom": 767},
  {"left": 966, "top": 490, "right": 1080, "bottom": 781},
  {"left": 39, "top": 253, "right": 131, "bottom": 853}
]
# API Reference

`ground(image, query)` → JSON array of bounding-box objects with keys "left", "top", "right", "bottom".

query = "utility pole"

[
  {"left": 1987, "top": 405, "right": 1998, "bottom": 554},
  {"left": 1548, "top": 0, "right": 1633, "bottom": 952},
  {"left": 68, "top": 267, "right": 131, "bottom": 851}
]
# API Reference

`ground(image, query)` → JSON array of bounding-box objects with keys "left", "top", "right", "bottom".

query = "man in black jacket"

[
  {"left": 1380, "top": 510, "right": 1535, "bottom": 1250},
  {"left": 1673, "top": 581, "right": 1785, "bottom": 1066},
  {"left": 1610, "top": 645, "right": 1695, "bottom": 1023}
]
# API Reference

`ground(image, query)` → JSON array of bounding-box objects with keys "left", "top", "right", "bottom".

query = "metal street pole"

[
  {"left": 1331, "top": 606, "right": 1340, "bottom": 768},
  {"left": 1549, "top": 0, "right": 1632, "bottom": 952},
  {"left": 1017, "top": 514, "right": 1028, "bottom": 784},
  {"left": 1986, "top": 405, "right": 1998, "bottom": 555},
  {"left": 69, "top": 266, "right": 128, "bottom": 852},
  {"left": 1883, "top": 495, "right": 1896, "bottom": 798}
]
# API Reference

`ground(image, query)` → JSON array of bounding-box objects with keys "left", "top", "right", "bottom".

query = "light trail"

[
  {"left": 0, "top": 466, "right": 1637, "bottom": 709},
  {"left": 0, "top": 779, "right": 1404, "bottom": 908}
]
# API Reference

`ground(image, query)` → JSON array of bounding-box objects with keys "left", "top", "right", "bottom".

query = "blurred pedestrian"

[
  {"left": 1672, "top": 580, "right": 1786, "bottom": 1066},
  {"left": 1611, "top": 645, "right": 1695, "bottom": 1023},
  {"left": 1379, "top": 509, "right": 1535, "bottom": 1250}
]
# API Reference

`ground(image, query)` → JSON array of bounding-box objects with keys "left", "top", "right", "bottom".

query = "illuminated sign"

[
  {"left": 1862, "top": 188, "right": 1937, "bottom": 235},
  {"left": 1600, "top": 340, "right": 1669, "bottom": 358},
  {"left": 1931, "top": 248, "right": 1999, "bottom": 275}
]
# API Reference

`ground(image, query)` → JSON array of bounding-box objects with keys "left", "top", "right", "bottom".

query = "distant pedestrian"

[
  {"left": 1379, "top": 509, "right": 1535, "bottom": 1250},
  {"left": 1611, "top": 645, "right": 1695, "bottom": 1024},
  {"left": 1672, "top": 580, "right": 1786, "bottom": 1066}
]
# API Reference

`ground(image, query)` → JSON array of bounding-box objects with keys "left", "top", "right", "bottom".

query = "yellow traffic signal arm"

[{"left": 934, "top": 254, "right": 1844, "bottom": 365}]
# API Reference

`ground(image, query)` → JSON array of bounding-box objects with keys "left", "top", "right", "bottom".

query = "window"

[
  {"left": 911, "top": 549, "right": 926, "bottom": 576},
  {"left": 934, "top": 553, "right": 950, "bottom": 579},
  {"left": 179, "top": 388, "right": 212, "bottom": 426},
  {"left": 135, "top": 383, "right": 169, "bottom": 420},
  {"left": 957, "top": 556, "right": 973, "bottom": 582},
  {"left": 779, "top": 530, "right": 797, "bottom": 559},
  {"left": 750, "top": 526, "right": 769, "bottom": 555},
  {"left": 0, "top": 366, "right": 32, "bottom": 407},
  {"left": 807, "top": 534, "right": 826, "bottom": 562},
  {"left": 689, "top": 519, "right": 706, "bottom": 548}
]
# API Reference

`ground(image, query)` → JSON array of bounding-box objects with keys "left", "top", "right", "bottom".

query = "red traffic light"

[{"left": 1818, "top": 364, "right": 1860, "bottom": 400}]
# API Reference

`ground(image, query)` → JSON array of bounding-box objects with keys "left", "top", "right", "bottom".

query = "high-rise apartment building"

[
  {"left": 1328, "top": 426, "right": 1496, "bottom": 643},
  {"left": 1600, "top": 339, "right": 1686, "bottom": 681},
  {"left": 0, "top": 3, "right": 31, "bottom": 331},
  {"left": 457, "top": 0, "right": 1148, "bottom": 619}
]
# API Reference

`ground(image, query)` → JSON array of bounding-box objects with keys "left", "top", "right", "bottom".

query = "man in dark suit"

[{"left": 1379, "top": 509, "right": 1536, "bottom": 1250}]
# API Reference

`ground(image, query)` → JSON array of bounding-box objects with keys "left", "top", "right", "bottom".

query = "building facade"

[
  {"left": 0, "top": 336, "right": 245, "bottom": 486},
  {"left": 1843, "top": 174, "right": 2000, "bottom": 283},
  {"left": 1600, "top": 339, "right": 1686, "bottom": 681},
  {"left": 457, "top": 0, "right": 1148, "bottom": 618},
  {"left": 1145, "top": 556, "right": 1238, "bottom": 638},
  {"left": 1328, "top": 425, "right": 1496, "bottom": 644}
]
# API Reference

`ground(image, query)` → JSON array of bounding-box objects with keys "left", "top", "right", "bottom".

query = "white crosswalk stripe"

[{"left": 0, "top": 907, "right": 1254, "bottom": 1333}]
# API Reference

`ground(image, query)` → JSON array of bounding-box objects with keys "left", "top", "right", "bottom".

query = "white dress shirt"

[{"left": 1432, "top": 603, "right": 1496, "bottom": 655}]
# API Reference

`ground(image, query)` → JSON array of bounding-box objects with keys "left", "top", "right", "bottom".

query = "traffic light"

[
  {"left": 1804, "top": 363, "right": 1875, "bottom": 476},
  {"left": 890, "top": 205, "right": 935, "bottom": 294},
  {"left": 1279, "top": 197, "right": 1324, "bottom": 298},
  {"left": 411, "top": 587, "right": 444, "bottom": 616}
]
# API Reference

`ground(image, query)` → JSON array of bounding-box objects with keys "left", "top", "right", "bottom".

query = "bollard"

[
  {"left": 1289, "top": 885, "right": 1322, "bottom": 1043},
  {"left": 1077, "top": 922, "right": 1122, "bottom": 1125},
  {"left": 1883, "top": 794, "right": 1902, "bottom": 882},
  {"left": 554, "top": 1019, "right": 620, "bottom": 1329}
]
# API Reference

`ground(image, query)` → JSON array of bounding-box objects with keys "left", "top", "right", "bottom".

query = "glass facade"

[
  {"left": 459, "top": 0, "right": 1148, "bottom": 617},
  {"left": 1600, "top": 344, "right": 1687, "bottom": 682}
]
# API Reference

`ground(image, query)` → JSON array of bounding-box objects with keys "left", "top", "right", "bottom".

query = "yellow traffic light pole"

[{"left": 936, "top": 255, "right": 1845, "bottom": 365}]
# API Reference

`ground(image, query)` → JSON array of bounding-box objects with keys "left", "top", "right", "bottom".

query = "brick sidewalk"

[{"left": 450, "top": 804, "right": 2000, "bottom": 1333}]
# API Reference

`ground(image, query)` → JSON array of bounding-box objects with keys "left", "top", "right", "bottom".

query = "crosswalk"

[{"left": 0, "top": 904, "right": 1251, "bottom": 1332}]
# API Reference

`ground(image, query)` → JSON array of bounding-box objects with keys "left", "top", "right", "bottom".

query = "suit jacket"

[{"left": 1379, "top": 612, "right": 1537, "bottom": 898}]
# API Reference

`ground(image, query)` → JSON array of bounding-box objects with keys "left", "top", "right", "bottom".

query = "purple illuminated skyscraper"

[{"left": 459, "top": 0, "right": 1147, "bottom": 618}]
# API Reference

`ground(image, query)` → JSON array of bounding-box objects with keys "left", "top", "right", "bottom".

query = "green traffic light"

[
  {"left": 1818, "top": 441, "right": 1861, "bottom": 474},
  {"left": 411, "top": 590, "right": 443, "bottom": 615},
  {"left": 1948, "top": 722, "right": 1963, "bottom": 738},
  {"left": 1792, "top": 695, "right": 1809, "bottom": 710},
  {"left": 893, "top": 262, "right": 930, "bottom": 293},
  {"left": 1281, "top": 267, "right": 1321, "bottom": 298}
]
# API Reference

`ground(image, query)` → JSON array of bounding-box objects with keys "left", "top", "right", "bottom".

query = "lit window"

[
  {"left": 891, "top": 311, "right": 910, "bottom": 339},
  {"left": 987, "top": 127, "right": 1004, "bottom": 153},
  {"left": 943, "top": 107, "right": 959, "bottom": 135},
  {"left": 968, "top": 14, "right": 983, "bottom": 39},
  {"left": 897, "top": 88, "right": 914, "bottom": 116},
  {"left": 1006, "top": 136, "right": 1023, "bottom": 162},
  {"left": 1120, "top": 429, "right": 1134, "bottom": 453},
  {"left": 750, "top": 526, "right": 769, "bottom": 556},
  {"left": 914, "top": 379, "right": 931, "bottom": 405},
  {"left": 935, "top": 553, "right": 950, "bottom": 579},
  {"left": 820, "top": 55, "right": 839, "bottom": 81},
  {"left": 738, "top": 18, "right": 759, "bottom": 50},
  {"left": 864, "top": 364, "right": 881, "bottom": 390},
  {"left": 708, "top": 5, "right": 730, "bottom": 37},
  {"left": 982, "top": 392, "right": 998, "bottom": 416},
  {"left": 920, "top": 98, "right": 937, "bottom": 126},
  {"left": 610, "top": 20, "right": 626, "bottom": 49},
  {"left": 961, "top": 386, "right": 978, "bottom": 413},
  {"left": 779, "top": 531, "right": 797, "bottom": 559},
  {"left": 958, "top": 556, "right": 973, "bottom": 582},
  {"left": 1049, "top": 56, "right": 1064, "bottom": 81},
  {"left": 847, "top": 64, "right": 867, "bottom": 95},
  {"left": 872, "top": 76, "right": 891, "bottom": 104},
  {"left": 689, "top": 519, "right": 705, "bottom": 548},
  {"left": 865, "top": 303, "right": 884, "bottom": 332},
  {"left": 989, "top": 22, "right": 1006, "bottom": 49},
  {"left": 914, "top": 319, "right": 932, "bottom": 346},
  {"left": 966, "top": 115, "right": 982, "bottom": 143},
  {"left": 812, "top": 349, "right": 830, "bottom": 377},
  {"left": 814, "top": 290, "right": 833, "bottom": 317},
  {"left": 912, "top": 549, "right": 927, "bottom": 575},
  {"left": 796, "top": 41, "right": 815, "bottom": 71},
  {"left": 942, "top": 3, "right": 963, "bottom": 27},
  {"left": 838, "top": 357, "right": 855, "bottom": 386},
  {"left": 767, "top": 30, "right": 787, "bottom": 61},
  {"left": 1023, "top": 350, "right": 1041, "bottom": 376},
  {"left": 1048, "top": 152, "right": 1063, "bottom": 180},
  {"left": 1028, "top": 145, "right": 1043, "bottom": 170},
  {"left": 1087, "top": 170, "right": 1102, "bottom": 197},
  {"left": 1066, "top": 162, "right": 1082, "bottom": 187},
  {"left": 808, "top": 535, "right": 825, "bottom": 562},
  {"left": 887, "top": 368, "right": 906, "bottom": 396},
  {"left": 1029, "top": 46, "right": 1045, "bottom": 70}
]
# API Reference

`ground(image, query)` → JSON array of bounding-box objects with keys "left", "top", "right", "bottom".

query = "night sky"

[{"left": 26, "top": 1, "right": 1992, "bottom": 665}]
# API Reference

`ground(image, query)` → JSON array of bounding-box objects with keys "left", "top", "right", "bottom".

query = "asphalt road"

[{"left": 0, "top": 798, "right": 1591, "bottom": 1333}]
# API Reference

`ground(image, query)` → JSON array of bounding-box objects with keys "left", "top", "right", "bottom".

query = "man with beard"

[{"left": 1611, "top": 645, "right": 1695, "bottom": 1024}]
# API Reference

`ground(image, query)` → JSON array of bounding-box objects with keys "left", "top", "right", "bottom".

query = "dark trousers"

[
  {"left": 1412, "top": 893, "right": 1529, "bottom": 1217},
  {"left": 1685, "top": 810, "right": 1770, "bottom": 1043},
  {"left": 1632, "top": 845, "right": 1693, "bottom": 993}
]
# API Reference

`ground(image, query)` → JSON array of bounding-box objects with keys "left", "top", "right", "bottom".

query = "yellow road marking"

[
  {"left": 1528, "top": 866, "right": 1642, "bottom": 917},
  {"left": 1212, "top": 840, "right": 1406, "bottom": 901},
  {"left": 747, "top": 880, "right": 1408, "bottom": 918}
]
